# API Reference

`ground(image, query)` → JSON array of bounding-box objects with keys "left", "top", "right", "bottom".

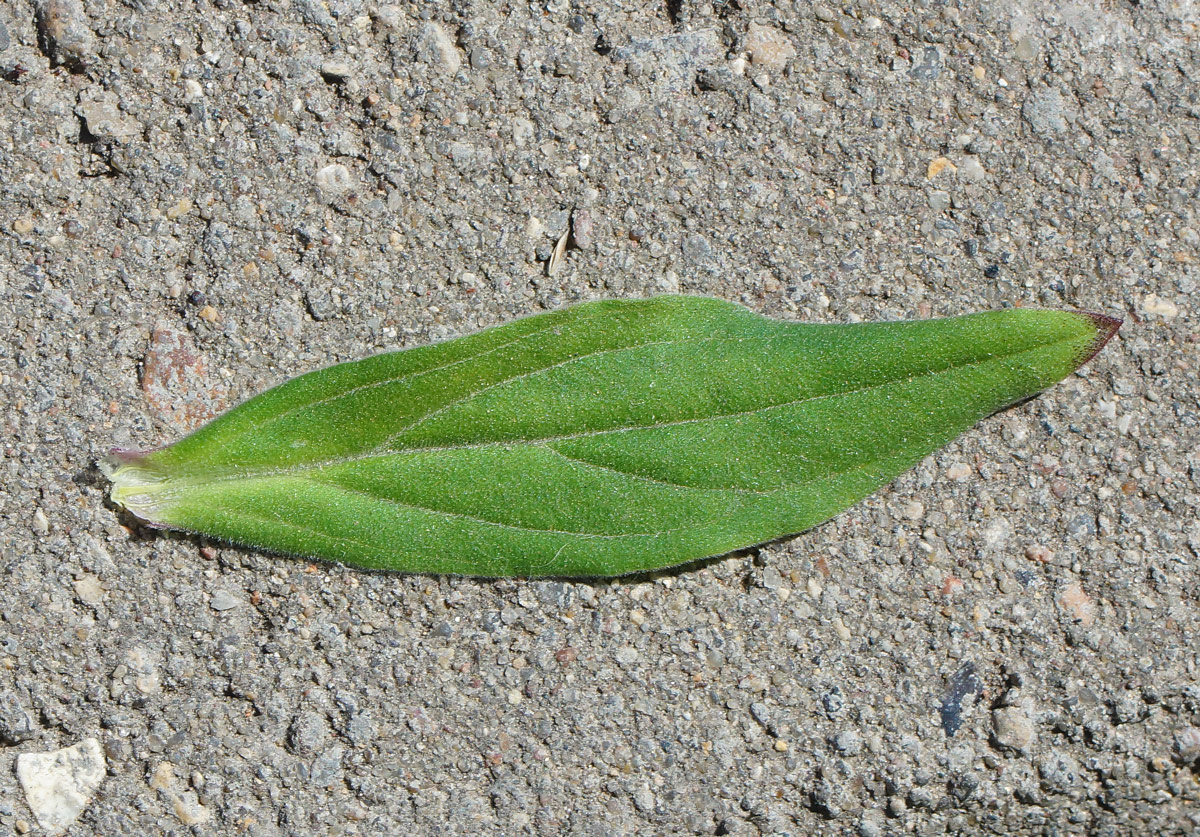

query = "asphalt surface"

[{"left": 0, "top": 0, "right": 1197, "bottom": 834}]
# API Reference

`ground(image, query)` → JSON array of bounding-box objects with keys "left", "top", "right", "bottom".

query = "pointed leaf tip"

[{"left": 1074, "top": 311, "right": 1122, "bottom": 367}]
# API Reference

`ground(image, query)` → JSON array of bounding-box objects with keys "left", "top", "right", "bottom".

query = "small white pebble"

[
  {"left": 320, "top": 60, "right": 352, "bottom": 81},
  {"left": 946, "top": 462, "right": 972, "bottom": 480},
  {"left": 1141, "top": 294, "right": 1179, "bottom": 320},
  {"left": 209, "top": 590, "right": 241, "bottom": 611},
  {"left": 315, "top": 164, "right": 354, "bottom": 195}
]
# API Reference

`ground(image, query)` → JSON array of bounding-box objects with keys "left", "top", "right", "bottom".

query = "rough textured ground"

[{"left": 1, "top": 0, "right": 1198, "bottom": 834}]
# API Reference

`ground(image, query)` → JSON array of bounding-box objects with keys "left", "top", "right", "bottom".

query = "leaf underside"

[{"left": 103, "top": 296, "right": 1118, "bottom": 577}]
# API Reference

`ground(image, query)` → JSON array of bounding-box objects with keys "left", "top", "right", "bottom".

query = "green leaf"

[{"left": 102, "top": 297, "right": 1119, "bottom": 577}]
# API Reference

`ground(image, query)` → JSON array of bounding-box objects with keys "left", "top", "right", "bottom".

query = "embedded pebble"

[
  {"left": 761, "top": 566, "right": 783, "bottom": 590},
  {"left": 681, "top": 233, "right": 712, "bottom": 263},
  {"left": 315, "top": 283, "right": 350, "bottom": 321},
  {"left": 1111, "top": 692, "right": 1146, "bottom": 725},
  {"left": 1140, "top": 294, "right": 1179, "bottom": 320},
  {"left": 0, "top": 691, "right": 39, "bottom": 745},
  {"left": 34, "top": 0, "right": 95, "bottom": 70},
  {"left": 959, "top": 155, "right": 987, "bottom": 182},
  {"left": 907, "top": 786, "right": 934, "bottom": 809},
  {"left": 126, "top": 646, "right": 161, "bottom": 695},
  {"left": 270, "top": 300, "right": 305, "bottom": 338},
  {"left": 371, "top": 4, "right": 405, "bottom": 29},
  {"left": 1039, "top": 751, "right": 1082, "bottom": 794},
  {"left": 858, "top": 810, "right": 885, "bottom": 837},
  {"left": 309, "top": 747, "right": 343, "bottom": 786},
  {"left": 941, "top": 663, "right": 983, "bottom": 736},
  {"left": 416, "top": 22, "right": 461, "bottom": 74},
  {"left": 571, "top": 210, "right": 594, "bottom": 251},
  {"left": 169, "top": 789, "right": 210, "bottom": 825},
  {"left": 632, "top": 784, "right": 655, "bottom": 814},
  {"left": 744, "top": 24, "right": 796, "bottom": 73},
  {"left": 150, "top": 762, "right": 211, "bottom": 826},
  {"left": 448, "top": 141, "right": 483, "bottom": 168},
  {"left": 1057, "top": 582, "right": 1096, "bottom": 627},
  {"left": 141, "top": 321, "right": 230, "bottom": 431},
  {"left": 470, "top": 48, "right": 491, "bottom": 71},
  {"left": 295, "top": 0, "right": 336, "bottom": 34},
  {"left": 982, "top": 516, "right": 1012, "bottom": 550},
  {"left": 72, "top": 573, "right": 105, "bottom": 604},
  {"left": 910, "top": 46, "right": 942, "bottom": 81},
  {"left": 288, "top": 711, "right": 330, "bottom": 755},
  {"left": 16, "top": 739, "right": 106, "bottom": 836},
  {"left": 166, "top": 197, "right": 192, "bottom": 220},
  {"left": 209, "top": 590, "right": 241, "bottom": 611},
  {"left": 809, "top": 777, "right": 843, "bottom": 819},
  {"left": 76, "top": 96, "right": 140, "bottom": 143},
  {"left": 1025, "top": 544, "right": 1054, "bottom": 563},
  {"left": 750, "top": 701, "right": 771, "bottom": 726},
  {"left": 320, "top": 60, "right": 352, "bottom": 83},
  {"left": 1023, "top": 88, "right": 1069, "bottom": 135},
  {"left": 834, "top": 729, "right": 862, "bottom": 756},
  {"left": 992, "top": 706, "right": 1036, "bottom": 754},
  {"left": 511, "top": 117, "right": 534, "bottom": 147},
  {"left": 927, "top": 157, "right": 956, "bottom": 179},
  {"left": 315, "top": 163, "right": 355, "bottom": 196},
  {"left": 612, "top": 30, "right": 722, "bottom": 93},
  {"left": 1173, "top": 727, "right": 1200, "bottom": 765},
  {"left": 82, "top": 537, "right": 115, "bottom": 577}
]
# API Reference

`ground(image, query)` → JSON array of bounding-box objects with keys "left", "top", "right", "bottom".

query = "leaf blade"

[{"left": 103, "top": 297, "right": 1119, "bottom": 577}]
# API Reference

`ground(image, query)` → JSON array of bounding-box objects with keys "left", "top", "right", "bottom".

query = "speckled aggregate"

[{"left": 0, "top": 0, "right": 1196, "bottom": 834}]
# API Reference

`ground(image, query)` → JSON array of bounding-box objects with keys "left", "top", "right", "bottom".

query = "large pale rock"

[{"left": 16, "top": 738, "right": 106, "bottom": 835}]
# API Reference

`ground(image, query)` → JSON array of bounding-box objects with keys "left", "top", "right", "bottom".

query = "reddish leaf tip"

[{"left": 1075, "top": 311, "right": 1121, "bottom": 367}]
